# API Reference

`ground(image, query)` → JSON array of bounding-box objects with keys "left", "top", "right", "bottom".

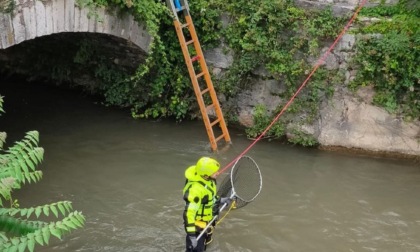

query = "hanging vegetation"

[
  {"left": 72, "top": 0, "right": 346, "bottom": 140},
  {"left": 2, "top": 0, "right": 417, "bottom": 146},
  {"left": 351, "top": 0, "right": 420, "bottom": 121}
]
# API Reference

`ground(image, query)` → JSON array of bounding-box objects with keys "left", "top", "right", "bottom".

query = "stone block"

[
  {"left": 78, "top": 7, "right": 89, "bottom": 32},
  {"left": 12, "top": 12, "right": 26, "bottom": 45},
  {"left": 35, "top": 1, "right": 46, "bottom": 37},
  {"left": 336, "top": 34, "right": 355, "bottom": 51},
  {"left": 64, "top": 0, "right": 75, "bottom": 32},
  {"left": 129, "top": 22, "right": 150, "bottom": 52},
  {"left": 45, "top": 2, "right": 53, "bottom": 36},
  {"left": 0, "top": 14, "right": 14, "bottom": 49},
  {"left": 204, "top": 46, "right": 233, "bottom": 69},
  {"left": 52, "top": 0, "right": 65, "bottom": 33},
  {"left": 95, "top": 8, "right": 105, "bottom": 33}
]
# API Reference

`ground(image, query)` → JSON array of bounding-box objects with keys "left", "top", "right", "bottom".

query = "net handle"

[{"left": 196, "top": 191, "right": 236, "bottom": 241}]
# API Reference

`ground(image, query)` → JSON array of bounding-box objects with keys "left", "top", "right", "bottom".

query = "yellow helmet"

[{"left": 196, "top": 157, "right": 220, "bottom": 177}]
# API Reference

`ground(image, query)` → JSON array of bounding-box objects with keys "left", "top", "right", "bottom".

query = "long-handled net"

[
  {"left": 217, "top": 155, "right": 262, "bottom": 208},
  {"left": 197, "top": 156, "right": 262, "bottom": 240}
]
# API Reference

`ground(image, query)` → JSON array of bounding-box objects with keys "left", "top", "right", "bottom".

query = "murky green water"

[{"left": 1, "top": 81, "right": 419, "bottom": 252}]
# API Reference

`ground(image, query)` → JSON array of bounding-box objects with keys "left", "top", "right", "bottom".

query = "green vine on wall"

[
  {"left": 2, "top": 0, "right": 417, "bottom": 147},
  {"left": 68, "top": 0, "right": 348, "bottom": 146},
  {"left": 0, "top": 0, "right": 15, "bottom": 13},
  {"left": 352, "top": 0, "right": 420, "bottom": 120},
  {"left": 2, "top": 0, "right": 350, "bottom": 146},
  {"left": 220, "top": 0, "right": 346, "bottom": 145},
  {"left": 72, "top": 0, "right": 223, "bottom": 120}
]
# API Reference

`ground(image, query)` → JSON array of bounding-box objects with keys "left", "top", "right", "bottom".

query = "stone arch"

[{"left": 0, "top": 0, "right": 152, "bottom": 53}]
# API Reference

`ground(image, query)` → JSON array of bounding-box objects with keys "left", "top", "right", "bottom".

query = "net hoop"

[{"left": 230, "top": 155, "right": 262, "bottom": 203}]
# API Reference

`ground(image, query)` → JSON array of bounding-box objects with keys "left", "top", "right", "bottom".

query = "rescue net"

[
  {"left": 198, "top": 156, "right": 262, "bottom": 240},
  {"left": 217, "top": 155, "right": 262, "bottom": 209}
]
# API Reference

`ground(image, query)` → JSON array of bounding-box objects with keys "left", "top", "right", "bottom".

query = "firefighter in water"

[{"left": 182, "top": 157, "right": 231, "bottom": 251}]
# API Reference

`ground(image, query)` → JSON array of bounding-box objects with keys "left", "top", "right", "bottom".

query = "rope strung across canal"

[{"left": 217, "top": 0, "right": 369, "bottom": 175}]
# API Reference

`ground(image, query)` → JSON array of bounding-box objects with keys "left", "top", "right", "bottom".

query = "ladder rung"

[
  {"left": 186, "top": 40, "right": 194, "bottom": 46},
  {"left": 191, "top": 55, "right": 200, "bottom": 62},
  {"left": 210, "top": 118, "right": 221, "bottom": 127},
  {"left": 196, "top": 72, "right": 204, "bottom": 78},
  {"left": 181, "top": 23, "right": 190, "bottom": 29},
  {"left": 176, "top": 6, "right": 186, "bottom": 12},
  {"left": 215, "top": 134, "right": 225, "bottom": 143},
  {"left": 201, "top": 88, "right": 210, "bottom": 95}
]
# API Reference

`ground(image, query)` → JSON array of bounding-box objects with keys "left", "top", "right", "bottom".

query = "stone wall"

[
  {"left": 0, "top": 0, "right": 152, "bottom": 53},
  {"left": 204, "top": 0, "right": 420, "bottom": 157}
]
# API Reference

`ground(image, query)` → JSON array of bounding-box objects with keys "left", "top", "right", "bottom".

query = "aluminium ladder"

[{"left": 166, "top": 0, "right": 231, "bottom": 151}]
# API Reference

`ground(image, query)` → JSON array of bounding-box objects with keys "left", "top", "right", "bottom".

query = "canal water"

[{"left": 1, "top": 80, "right": 419, "bottom": 252}]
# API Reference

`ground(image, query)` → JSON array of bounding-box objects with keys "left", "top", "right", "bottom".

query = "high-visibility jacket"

[{"left": 183, "top": 165, "right": 217, "bottom": 234}]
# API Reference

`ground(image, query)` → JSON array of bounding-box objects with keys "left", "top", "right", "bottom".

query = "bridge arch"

[{"left": 0, "top": 0, "right": 152, "bottom": 53}]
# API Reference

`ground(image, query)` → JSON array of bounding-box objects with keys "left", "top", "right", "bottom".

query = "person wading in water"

[{"left": 182, "top": 157, "right": 231, "bottom": 251}]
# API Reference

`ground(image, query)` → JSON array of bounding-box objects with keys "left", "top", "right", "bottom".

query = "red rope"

[{"left": 218, "top": 0, "right": 368, "bottom": 175}]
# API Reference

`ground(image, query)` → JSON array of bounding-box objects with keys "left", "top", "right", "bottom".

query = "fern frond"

[
  {"left": 1, "top": 201, "right": 75, "bottom": 219},
  {"left": 0, "top": 211, "right": 85, "bottom": 252},
  {"left": 26, "top": 148, "right": 44, "bottom": 170},
  {"left": 0, "top": 177, "right": 15, "bottom": 207},
  {"left": 0, "top": 156, "right": 7, "bottom": 167},
  {"left": 0, "top": 215, "right": 38, "bottom": 236},
  {"left": 21, "top": 170, "right": 43, "bottom": 185},
  {"left": 0, "top": 156, "right": 11, "bottom": 181},
  {"left": 0, "top": 232, "right": 7, "bottom": 243},
  {"left": 24, "top": 131, "right": 39, "bottom": 148},
  {"left": 1, "top": 99, "right": 85, "bottom": 251},
  {"left": 0, "top": 214, "right": 48, "bottom": 230},
  {"left": 2, "top": 146, "right": 44, "bottom": 186},
  {"left": 0, "top": 131, "right": 44, "bottom": 207},
  {"left": 8, "top": 145, "right": 43, "bottom": 173},
  {"left": 1, "top": 158, "right": 23, "bottom": 186}
]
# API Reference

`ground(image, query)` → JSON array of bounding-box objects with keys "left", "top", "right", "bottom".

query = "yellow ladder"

[{"left": 166, "top": 0, "right": 231, "bottom": 151}]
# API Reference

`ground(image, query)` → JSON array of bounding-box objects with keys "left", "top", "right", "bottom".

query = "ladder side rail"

[
  {"left": 166, "top": 0, "right": 231, "bottom": 149},
  {"left": 165, "top": 0, "right": 178, "bottom": 20},
  {"left": 173, "top": 20, "right": 218, "bottom": 150},
  {"left": 185, "top": 15, "right": 231, "bottom": 143},
  {"left": 180, "top": 0, "right": 190, "bottom": 13}
]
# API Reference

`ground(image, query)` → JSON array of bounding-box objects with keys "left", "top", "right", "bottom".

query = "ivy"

[
  {"left": 352, "top": 1, "right": 420, "bottom": 120},
  {"left": 2, "top": 0, "right": 418, "bottom": 147},
  {"left": 245, "top": 104, "right": 285, "bottom": 139},
  {"left": 0, "top": 0, "right": 15, "bottom": 13},
  {"left": 73, "top": 0, "right": 345, "bottom": 127},
  {"left": 220, "top": 0, "right": 346, "bottom": 144},
  {"left": 287, "top": 129, "right": 318, "bottom": 147}
]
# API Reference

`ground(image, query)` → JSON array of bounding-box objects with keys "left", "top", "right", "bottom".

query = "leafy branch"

[{"left": 0, "top": 100, "right": 85, "bottom": 252}]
